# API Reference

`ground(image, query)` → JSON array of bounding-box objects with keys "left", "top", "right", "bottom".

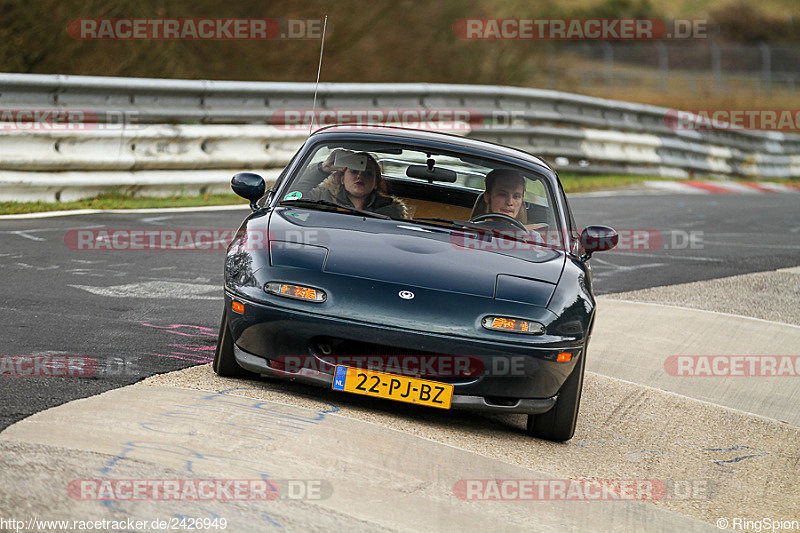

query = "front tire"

[
  {"left": 526, "top": 349, "right": 586, "bottom": 442},
  {"left": 213, "top": 308, "right": 256, "bottom": 378}
]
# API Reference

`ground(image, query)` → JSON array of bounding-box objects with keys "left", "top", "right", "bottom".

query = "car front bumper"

[
  {"left": 233, "top": 345, "right": 558, "bottom": 414},
  {"left": 226, "top": 291, "right": 582, "bottom": 413}
]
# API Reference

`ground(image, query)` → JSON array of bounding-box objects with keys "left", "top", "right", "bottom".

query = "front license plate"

[{"left": 331, "top": 365, "right": 453, "bottom": 409}]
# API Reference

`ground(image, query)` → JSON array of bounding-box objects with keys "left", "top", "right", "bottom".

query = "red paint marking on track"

[
  {"left": 740, "top": 182, "right": 776, "bottom": 193},
  {"left": 140, "top": 323, "right": 216, "bottom": 337},
  {"left": 145, "top": 352, "right": 212, "bottom": 363},
  {"left": 683, "top": 181, "right": 735, "bottom": 194}
]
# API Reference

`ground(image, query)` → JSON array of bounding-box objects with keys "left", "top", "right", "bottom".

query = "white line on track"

[
  {"left": 601, "top": 297, "right": 800, "bottom": 329},
  {"left": 592, "top": 258, "right": 666, "bottom": 272},
  {"left": 0, "top": 204, "right": 249, "bottom": 220},
  {"left": 68, "top": 281, "right": 219, "bottom": 299},
  {"left": 178, "top": 238, "right": 230, "bottom": 249},
  {"left": 603, "top": 250, "right": 725, "bottom": 262},
  {"left": 0, "top": 225, "right": 105, "bottom": 241},
  {"left": 568, "top": 189, "right": 670, "bottom": 198},
  {"left": 702, "top": 240, "right": 800, "bottom": 250},
  {"left": 139, "top": 215, "right": 177, "bottom": 225}
]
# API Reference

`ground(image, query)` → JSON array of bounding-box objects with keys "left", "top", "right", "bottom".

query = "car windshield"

[{"left": 277, "top": 139, "right": 563, "bottom": 251}]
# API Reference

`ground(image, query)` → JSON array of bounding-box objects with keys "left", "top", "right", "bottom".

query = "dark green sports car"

[{"left": 214, "top": 125, "right": 618, "bottom": 442}]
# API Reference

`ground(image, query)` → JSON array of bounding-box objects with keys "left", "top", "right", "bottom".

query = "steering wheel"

[{"left": 469, "top": 212, "right": 528, "bottom": 232}]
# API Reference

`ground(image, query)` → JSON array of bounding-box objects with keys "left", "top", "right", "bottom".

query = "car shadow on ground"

[{"left": 232, "top": 371, "right": 531, "bottom": 439}]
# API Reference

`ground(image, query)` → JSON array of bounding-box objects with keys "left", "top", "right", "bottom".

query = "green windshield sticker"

[{"left": 284, "top": 191, "right": 302, "bottom": 200}]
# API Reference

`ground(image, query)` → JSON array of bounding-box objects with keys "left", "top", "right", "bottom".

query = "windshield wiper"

[
  {"left": 412, "top": 217, "right": 480, "bottom": 229},
  {"left": 279, "top": 199, "right": 392, "bottom": 220}
]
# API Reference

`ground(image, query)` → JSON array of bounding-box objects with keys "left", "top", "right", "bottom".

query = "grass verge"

[
  {"left": 0, "top": 192, "right": 249, "bottom": 215},
  {"left": 559, "top": 175, "right": 800, "bottom": 193},
  {"left": 1, "top": 176, "right": 797, "bottom": 214},
  {"left": 558, "top": 174, "right": 667, "bottom": 193}
]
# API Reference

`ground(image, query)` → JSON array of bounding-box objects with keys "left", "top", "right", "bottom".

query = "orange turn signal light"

[
  {"left": 481, "top": 316, "right": 544, "bottom": 335},
  {"left": 231, "top": 301, "right": 245, "bottom": 314},
  {"left": 556, "top": 352, "right": 572, "bottom": 363},
  {"left": 265, "top": 282, "right": 326, "bottom": 303}
]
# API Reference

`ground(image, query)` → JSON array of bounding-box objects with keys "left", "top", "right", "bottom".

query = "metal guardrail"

[
  {"left": 0, "top": 125, "right": 305, "bottom": 171},
  {"left": 0, "top": 72, "right": 798, "bottom": 201}
]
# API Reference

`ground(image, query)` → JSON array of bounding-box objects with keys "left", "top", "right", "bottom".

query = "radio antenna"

[{"left": 309, "top": 15, "right": 328, "bottom": 135}]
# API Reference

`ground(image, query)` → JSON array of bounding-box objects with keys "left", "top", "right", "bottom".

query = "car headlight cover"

[
  {"left": 265, "top": 282, "right": 326, "bottom": 303},
  {"left": 481, "top": 316, "right": 544, "bottom": 335}
]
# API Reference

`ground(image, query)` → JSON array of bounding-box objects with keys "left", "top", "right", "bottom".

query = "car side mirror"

[
  {"left": 231, "top": 172, "right": 266, "bottom": 212},
  {"left": 580, "top": 225, "right": 618, "bottom": 261}
]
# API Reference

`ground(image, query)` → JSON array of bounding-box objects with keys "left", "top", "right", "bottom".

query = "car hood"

[{"left": 268, "top": 207, "right": 565, "bottom": 298}]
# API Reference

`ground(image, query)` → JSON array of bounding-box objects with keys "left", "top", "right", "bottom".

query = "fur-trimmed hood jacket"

[{"left": 304, "top": 175, "right": 408, "bottom": 219}]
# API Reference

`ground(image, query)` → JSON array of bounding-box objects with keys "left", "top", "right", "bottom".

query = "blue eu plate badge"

[{"left": 332, "top": 366, "right": 347, "bottom": 391}]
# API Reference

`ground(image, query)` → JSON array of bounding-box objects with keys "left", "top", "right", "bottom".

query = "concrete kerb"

[{"left": 3, "top": 297, "right": 800, "bottom": 528}]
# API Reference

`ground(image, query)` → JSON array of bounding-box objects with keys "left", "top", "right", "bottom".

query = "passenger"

[
  {"left": 295, "top": 149, "right": 344, "bottom": 188},
  {"left": 302, "top": 152, "right": 408, "bottom": 219}
]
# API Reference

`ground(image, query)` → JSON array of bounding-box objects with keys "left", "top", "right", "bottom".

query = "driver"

[
  {"left": 470, "top": 169, "right": 550, "bottom": 246},
  {"left": 472, "top": 169, "right": 528, "bottom": 224}
]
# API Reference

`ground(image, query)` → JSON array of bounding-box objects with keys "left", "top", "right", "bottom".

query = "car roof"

[{"left": 309, "top": 124, "right": 554, "bottom": 173}]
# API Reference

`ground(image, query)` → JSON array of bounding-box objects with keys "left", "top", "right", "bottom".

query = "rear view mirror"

[
  {"left": 231, "top": 172, "right": 266, "bottom": 211},
  {"left": 580, "top": 225, "right": 618, "bottom": 260},
  {"left": 406, "top": 164, "right": 457, "bottom": 183}
]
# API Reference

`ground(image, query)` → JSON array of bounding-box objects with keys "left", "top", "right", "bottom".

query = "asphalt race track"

[
  {"left": 1, "top": 189, "right": 798, "bottom": 530},
  {"left": 0, "top": 207, "right": 246, "bottom": 430},
  {"left": 0, "top": 192, "right": 796, "bottom": 429},
  {"left": 569, "top": 192, "right": 800, "bottom": 293}
]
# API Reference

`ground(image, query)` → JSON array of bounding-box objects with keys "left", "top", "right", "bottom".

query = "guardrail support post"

[
  {"left": 657, "top": 42, "right": 669, "bottom": 93},
  {"left": 711, "top": 41, "right": 721, "bottom": 95},
  {"left": 759, "top": 42, "right": 772, "bottom": 96}
]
